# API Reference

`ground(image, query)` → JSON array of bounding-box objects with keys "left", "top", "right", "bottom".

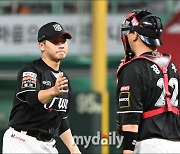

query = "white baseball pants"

[
  {"left": 134, "top": 138, "right": 180, "bottom": 153},
  {"left": 2, "top": 127, "right": 58, "bottom": 153}
]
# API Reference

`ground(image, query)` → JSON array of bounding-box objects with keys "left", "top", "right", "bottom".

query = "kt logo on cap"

[{"left": 53, "top": 24, "right": 62, "bottom": 32}]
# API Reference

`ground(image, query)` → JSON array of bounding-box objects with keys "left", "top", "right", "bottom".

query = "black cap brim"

[
  {"left": 47, "top": 32, "right": 72, "bottom": 41},
  {"left": 59, "top": 32, "right": 72, "bottom": 39},
  {"left": 139, "top": 34, "right": 162, "bottom": 46}
]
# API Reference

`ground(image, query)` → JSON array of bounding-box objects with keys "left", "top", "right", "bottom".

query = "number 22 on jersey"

[{"left": 155, "top": 78, "right": 178, "bottom": 107}]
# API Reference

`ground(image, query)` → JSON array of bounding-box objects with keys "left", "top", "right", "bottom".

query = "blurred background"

[{"left": 0, "top": 0, "right": 179, "bottom": 153}]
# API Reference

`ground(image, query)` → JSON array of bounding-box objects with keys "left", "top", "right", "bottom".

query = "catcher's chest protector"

[{"left": 116, "top": 53, "right": 180, "bottom": 119}]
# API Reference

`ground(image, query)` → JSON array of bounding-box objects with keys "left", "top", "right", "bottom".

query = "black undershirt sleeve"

[
  {"left": 123, "top": 113, "right": 141, "bottom": 125},
  {"left": 59, "top": 118, "right": 70, "bottom": 135}
]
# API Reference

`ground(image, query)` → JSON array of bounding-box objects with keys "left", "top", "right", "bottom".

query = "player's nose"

[{"left": 58, "top": 44, "right": 64, "bottom": 49}]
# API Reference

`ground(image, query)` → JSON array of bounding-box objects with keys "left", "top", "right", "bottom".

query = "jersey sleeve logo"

[
  {"left": 21, "top": 72, "right": 37, "bottom": 88},
  {"left": 119, "top": 92, "right": 130, "bottom": 108},
  {"left": 120, "top": 86, "right": 130, "bottom": 92}
]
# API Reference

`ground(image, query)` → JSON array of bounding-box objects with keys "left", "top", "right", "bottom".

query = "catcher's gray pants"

[
  {"left": 2, "top": 127, "right": 58, "bottom": 153},
  {"left": 134, "top": 138, "right": 180, "bottom": 153}
]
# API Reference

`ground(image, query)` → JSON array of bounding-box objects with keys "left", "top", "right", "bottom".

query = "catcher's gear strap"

[
  {"left": 142, "top": 106, "right": 180, "bottom": 119},
  {"left": 116, "top": 53, "right": 180, "bottom": 119},
  {"left": 141, "top": 54, "right": 180, "bottom": 118}
]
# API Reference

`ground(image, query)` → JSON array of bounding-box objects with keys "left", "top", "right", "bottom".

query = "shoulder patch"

[
  {"left": 21, "top": 72, "right": 37, "bottom": 88},
  {"left": 120, "top": 86, "right": 130, "bottom": 92},
  {"left": 119, "top": 92, "right": 130, "bottom": 108}
]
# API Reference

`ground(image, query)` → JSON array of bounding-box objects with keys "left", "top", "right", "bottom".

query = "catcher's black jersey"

[
  {"left": 116, "top": 53, "right": 180, "bottom": 141},
  {"left": 9, "top": 58, "right": 71, "bottom": 136}
]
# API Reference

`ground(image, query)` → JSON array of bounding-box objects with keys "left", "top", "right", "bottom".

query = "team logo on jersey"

[
  {"left": 44, "top": 97, "right": 68, "bottom": 112},
  {"left": 119, "top": 92, "right": 130, "bottom": 108},
  {"left": 21, "top": 72, "right": 37, "bottom": 88}
]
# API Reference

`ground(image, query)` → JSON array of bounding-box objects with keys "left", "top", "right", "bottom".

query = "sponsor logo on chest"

[{"left": 42, "top": 80, "right": 51, "bottom": 86}]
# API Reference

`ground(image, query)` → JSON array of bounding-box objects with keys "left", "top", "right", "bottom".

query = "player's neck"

[
  {"left": 134, "top": 43, "right": 156, "bottom": 57},
  {"left": 41, "top": 57, "right": 60, "bottom": 71}
]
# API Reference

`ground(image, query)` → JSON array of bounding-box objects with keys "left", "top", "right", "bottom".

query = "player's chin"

[
  {"left": 56, "top": 52, "right": 66, "bottom": 58},
  {"left": 56, "top": 54, "right": 66, "bottom": 61}
]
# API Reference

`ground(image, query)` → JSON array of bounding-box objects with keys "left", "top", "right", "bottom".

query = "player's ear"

[
  {"left": 38, "top": 41, "right": 45, "bottom": 52},
  {"left": 133, "top": 31, "right": 139, "bottom": 41}
]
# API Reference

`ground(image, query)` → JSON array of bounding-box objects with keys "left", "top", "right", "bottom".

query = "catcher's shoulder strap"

[
  {"left": 116, "top": 55, "right": 140, "bottom": 82},
  {"left": 116, "top": 53, "right": 170, "bottom": 81},
  {"left": 141, "top": 53, "right": 180, "bottom": 119},
  {"left": 141, "top": 53, "right": 170, "bottom": 68},
  {"left": 116, "top": 58, "right": 130, "bottom": 82}
]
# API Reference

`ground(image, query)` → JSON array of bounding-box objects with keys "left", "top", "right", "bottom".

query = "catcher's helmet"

[{"left": 121, "top": 9, "right": 163, "bottom": 47}]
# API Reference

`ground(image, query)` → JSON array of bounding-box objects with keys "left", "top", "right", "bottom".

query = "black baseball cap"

[{"left": 37, "top": 22, "right": 72, "bottom": 42}]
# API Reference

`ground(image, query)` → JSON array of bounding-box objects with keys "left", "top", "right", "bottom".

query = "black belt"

[{"left": 14, "top": 128, "right": 53, "bottom": 142}]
